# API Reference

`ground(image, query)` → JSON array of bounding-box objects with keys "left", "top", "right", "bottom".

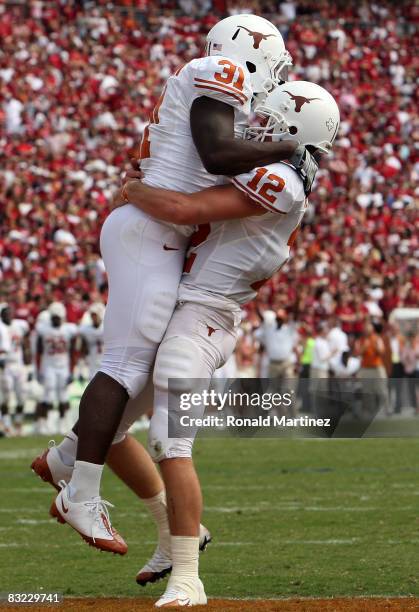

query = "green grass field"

[{"left": 0, "top": 434, "right": 418, "bottom": 600}]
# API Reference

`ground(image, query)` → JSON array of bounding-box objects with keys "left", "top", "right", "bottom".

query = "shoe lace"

[{"left": 84, "top": 498, "right": 115, "bottom": 542}]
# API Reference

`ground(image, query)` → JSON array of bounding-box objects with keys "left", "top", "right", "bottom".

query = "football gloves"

[{"left": 289, "top": 145, "right": 319, "bottom": 197}]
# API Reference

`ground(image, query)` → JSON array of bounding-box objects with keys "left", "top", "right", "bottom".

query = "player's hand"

[
  {"left": 112, "top": 188, "right": 127, "bottom": 210},
  {"left": 289, "top": 145, "right": 319, "bottom": 196},
  {"left": 122, "top": 169, "right": 143, "bottom": 185}
]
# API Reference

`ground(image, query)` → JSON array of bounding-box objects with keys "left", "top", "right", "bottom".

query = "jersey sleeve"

[
  {"left": 190, "top": 56, "right": 252, "bottom": 112},
  {"left": 231, "top": 163, "right": 305, "bottom": 214}
]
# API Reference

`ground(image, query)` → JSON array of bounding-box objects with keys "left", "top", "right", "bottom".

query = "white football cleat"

[
  {"left": 31, "top": 441, "right": 73, "bottom": 491},
  {"left": 50, "top": 481, "right": 127, "bottom": 555},
  {"left": 136, "top": 547, "right": 172, "bottom": 586},
  {"left": 136, "top": 524, "right": 212, "bottom": 586},
  {"left": 155, "top": 577, "right": 207, "bottom": 607}
]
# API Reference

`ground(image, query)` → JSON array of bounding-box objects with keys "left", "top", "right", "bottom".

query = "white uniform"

[
  {"left": 148, "top": 162, "right": 307, "bottom": 461},
  {"left": 79, "top": 323, "right": 104, "bottom": 379},
  {"left": 0, "top": 319, "right": 29, "bottom": 405},
  {"left": 141, "top": 55, "right": 252, "bottom": 197},
  {"left": 37, "top": 322, "right": 77, "bottom": 404},
  {"left": 179, "top": 162, "right": 306, "bottom": 311},
  {"left": 100, "top": 55, "right": 252, "bottom": 399}
]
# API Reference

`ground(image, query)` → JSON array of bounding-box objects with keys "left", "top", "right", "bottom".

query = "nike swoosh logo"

[
  {"left": 61, "top": 497, "right": 69, "bottom": 514},
  {"left": 163, "top": 244, "right": 179, "bottom": 251},
  {"left": 177, "top": 598, "right": 191, "bottom": 606}
]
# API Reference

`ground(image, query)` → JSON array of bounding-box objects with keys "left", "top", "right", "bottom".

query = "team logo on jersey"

[
  {"left": 232, "top": 26, "right": 276, "bottom": 49},
  {"left": 284, "top": 91, "right": 322, "bottom": 113}
]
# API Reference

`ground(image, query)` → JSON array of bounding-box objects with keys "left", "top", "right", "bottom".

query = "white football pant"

[{"left": 98, "top": 205, "right": 188, "bottom": 400}]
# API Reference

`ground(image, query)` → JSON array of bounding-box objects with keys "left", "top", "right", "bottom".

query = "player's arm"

[
  {"left": 190, "top": 97, "right": 298, "bottom": 176},
  {"left": 35, "top": 335, "right": 43, "bottom": 372},
  {"left": 122, "top": 180, "right": 265, "bottom": 225},
  {"left": 79, "top": 334, "right": 89, "bottom": 357},
  {"left": 69, "top": 337, "right": 77, "bottom": 374}
]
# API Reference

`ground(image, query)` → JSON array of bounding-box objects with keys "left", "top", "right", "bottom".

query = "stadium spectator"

[
  {"left": 400, "top": 332, "right": 419, "bottom": 414},
  {"left": 354, "top": 321, "right": 391, "bottom": 416},
  {"left": 258, "top": 309, "right": 299, "bottom": 380},
  {"left": 310, "top": 322, "right": 334, "bottom": 414}
]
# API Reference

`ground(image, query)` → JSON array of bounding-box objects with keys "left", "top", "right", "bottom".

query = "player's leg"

[
  {"left": 0, "top": 368, "right": 13, "bottom": 435},
  {"left": 52, "top": 205, "right": 188, "bottom": 553},
  {"left": 12, "top": 366, "right": 26, "bottom": 435},
  {"left": 37, "top": 369, "right": 55, "bottom": 435},
  {"left": 150, "top": 303, "right": 238, "bottom": 607},
  {"left": 32, "top": 378, "right": 210, "bottom": 584},
  {"left": 56, "top": 370, "right": 71, "bottom": 434}
]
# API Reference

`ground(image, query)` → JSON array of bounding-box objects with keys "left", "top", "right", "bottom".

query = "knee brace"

[{"left": 147, "top": 392, "right": 195, "bottom": 463}]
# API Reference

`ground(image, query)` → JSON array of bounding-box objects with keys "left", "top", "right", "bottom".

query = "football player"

[
  {"left": 35, "top": 302, "right": 77, "bottom": 434},
  {"left": 0, "top": 304, "right": 30, "bottom": 435},
  {"left": 43, "top": 13, "right": 318, "bottom": 563},
  {"left": 111, "top": 80, "right": 340, "bottom": 606},
  {"left": 79, "top": 303, "right": 105, "bottom": 381}
]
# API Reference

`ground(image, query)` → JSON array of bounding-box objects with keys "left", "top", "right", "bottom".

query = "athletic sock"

[
  {"left": 56, "top": 431, "right": 78, "bottom": 467},
  {"left": 143, "top": 490, "right": 171, "bottom": 555},
  {"left": 68, "top": 460, "right": 103, "bottom": 502},
  {"left": 170, "top": 535, "right": 199, "bottom": 582}
]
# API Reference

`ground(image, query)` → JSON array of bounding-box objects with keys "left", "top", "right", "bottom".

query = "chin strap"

[{"left": 289, "top": 145, "right": 319, "bottom": 197}]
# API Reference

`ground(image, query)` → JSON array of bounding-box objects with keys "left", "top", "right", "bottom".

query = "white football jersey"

[
  {"left": 0, "top": 321, "right": 12, "bottom": 357},
  {"left": 139, "top": 55, "right": 252, "bottom": 235},
  {"left": 179, "top": 162, "right": 306, "bottom": 310},
  {"left": 3, "top": 319, "right": 29, "bottom": 365},
  {"left": 38, "top": 322, "right": 77, "bottom": 371},
  {"left": 79, "top": 323, "right": 104, "bottom": 375}
]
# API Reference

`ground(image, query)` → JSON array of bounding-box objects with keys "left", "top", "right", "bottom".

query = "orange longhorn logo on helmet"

[
  {"left": 233, "top": 26, "right": 277, "bottom": 49},
  {"left": 283, "top": 91, "right": 322, "bottom": 113}
]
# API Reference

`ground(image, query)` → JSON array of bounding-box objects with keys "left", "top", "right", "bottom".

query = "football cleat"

[
  {"left": 50, "top": 481, "right": 127, "bottom": 555},
  {"left": 154, "top": 577, "right": 207, "bottom": 607},
  {"left": 31, "top": 441, "right": 73, "bottom": 491},
  {"left": 136, "top": 524, "right": 212, "bottom": 586},
  {"left": 136, "top": 547, "right": 172, "bottom": 586}
]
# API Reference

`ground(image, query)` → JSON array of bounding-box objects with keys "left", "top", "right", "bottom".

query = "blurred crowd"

[{"left": 1, "top": 0, "right": 418, "bottom": 424}]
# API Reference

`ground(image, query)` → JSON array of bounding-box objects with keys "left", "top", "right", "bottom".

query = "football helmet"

[
  {"left": 89, "top": 302, "right": 105, "bottom": 318},
  {"left": 245, "top": 80, "right": 340, "bottom": 154},
  {"left": 48, "top": 302, "right": 66, "bottom": 320},
  {"left": 206, "top": 15, "right": 292, "bottom": 100}
]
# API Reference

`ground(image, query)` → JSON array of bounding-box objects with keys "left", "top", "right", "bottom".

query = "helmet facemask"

[
  {"left": 244, "top": 105, "right": 289, "bottom": 143},
  {"left": 245, "top": 87, "right": 337, "bottom": 155}
]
